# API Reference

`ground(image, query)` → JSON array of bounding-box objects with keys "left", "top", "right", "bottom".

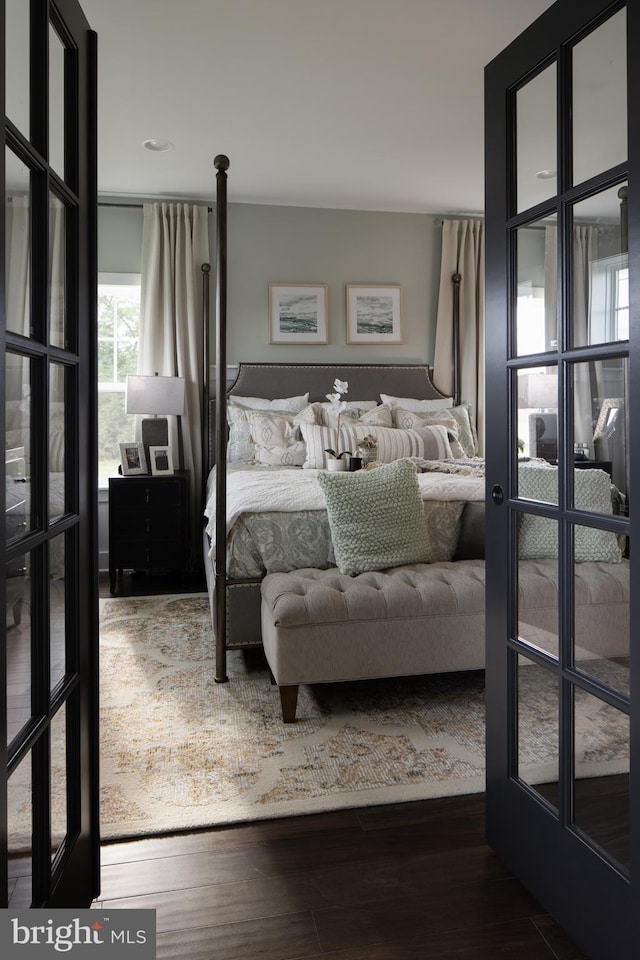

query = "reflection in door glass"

[
  {"left": 573, "top": 8, "right": 627, "bottom": 186},
  {"left": 571, "top": 358, "right": 628, "bottom": 503},
  {"left": 5, "top": 0, "right": 30, "bottom": 137},
  {"left": 516, "top": 62, "right": 557, "bottom": 213},
  {"left": 7, "top": 751, "right": 33, "bottom": 871},
  {"left": 50, "top": 535, "right": 66, "bottom": 692},
  {"left": 50, "top": 704, "right": 68, "bottom": 860},
  {"left": 517, "top": 519, "right": 558, "bottom": 660},
  {"left": 49, "top": 24, "right": 66, "bottom": 179},
  {"left": 572, "top": 184, "right": 628, "bottom": 348},
  {"left": 573, "top": 689, "right": 629, "bottom": 873},
  {"left": 49, "top": 195, "right": 66, "bottom": 348},
  {"left": 6, "top": 556, "right": 31, "bottom": 746},
  {"left": 572, "top": 521, "right": 628, "bottom": 698},
  {"left": 517, "top": 654, "right": 559, "bottom": 810},
  {"left": 5, "top": 150, "right": 32, "bottom": 338},
  {"left": 516, "top": 366, "right": 558, "bottom": 461},
  {"left": 515, "top": 217, "right": 557, "bottom": 356}
]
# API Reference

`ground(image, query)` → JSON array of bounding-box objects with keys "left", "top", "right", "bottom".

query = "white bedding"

[{"left": 204, "top": 464, "right": 484, "bottom": 555}]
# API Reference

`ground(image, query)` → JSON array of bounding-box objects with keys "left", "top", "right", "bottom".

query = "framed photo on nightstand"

[
  {"left": 149, "top": 445, "right": 174, "bottom": 475},
  {"left": 119, "top": 441, "right": 148, "bottom": 476}
]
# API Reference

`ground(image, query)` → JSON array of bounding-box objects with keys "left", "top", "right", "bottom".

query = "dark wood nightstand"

[{"left": 108, "top": 471, "right": 189, "bottom": 594}]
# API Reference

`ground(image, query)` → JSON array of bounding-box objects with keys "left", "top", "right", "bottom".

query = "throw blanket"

[{"left": 204, "top": 464, "right": 485, "bottom": 551}]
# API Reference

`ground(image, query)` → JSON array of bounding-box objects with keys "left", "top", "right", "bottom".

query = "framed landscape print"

[
  {"left": 269, "top": 283, "right": 328, "bottom": 343},
  {"left": 346, "top": 284, "right": 403, "bottom": 344}
]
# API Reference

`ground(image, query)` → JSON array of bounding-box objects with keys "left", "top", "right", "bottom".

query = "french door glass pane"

[
  {"left": 573, "top": 8, "right": 627, "bottom": 187},
  {"left": 49, "top": 195, "right": 66, "bottom": 348},
  {"left": 573, "top": 688, "right": 630, "bottom": 872},
  {"left": 5, "top": 150, "right": 31, "bottom": 337},
  {"left": 516, "top": 62, "right": 557, "bottom": 213},
  {"left": 5, "top": 0, "right": 30, "bottom": 138},
  {"left": 50, "top": 536, "right": 66, "bottom": 691},
  {"left": 7, "top": 752, "right": 33, "bottom": 874},
  {"left": 50, "top": 705, "right": 68, "bottom": 860},
  {"left": 515, "top": 217, "right": 557, "bottom": 356},
  {"left": 572, "top": 184, "right": 628, "bottom": 347},
  {"left": 517, "top": 655, "right": 559, "bottom": 809},
  {"left": 49, "top": 24, "right": 65, "bottom": 179},
  {"left": 50, "top": 364, "right": 66, "bottom": 509},
  {"left": 6, "top": 556, "right": 30, "bottom": 745},
  {"left": 516, "top": 365, "right": 558, "bottom": 460},
  {"left": 517, "top": 522, "right": 559, "bottom": 660},
  {"left": 6, "top": 353, "right": 32, "bottom": 532},
  {"left": 571, "top": 357, "right": 628, "bottom": 501},
  {"left": 572, "top": 522, "right": 629, "bottom": 698}
]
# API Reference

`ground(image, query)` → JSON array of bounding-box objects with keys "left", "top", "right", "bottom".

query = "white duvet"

[{"left": 204, "top": 465, "right": 484, "bottom": 553}]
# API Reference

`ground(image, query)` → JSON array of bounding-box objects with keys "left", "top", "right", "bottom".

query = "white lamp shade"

[
  {"left": 519, "top": 372, "right": 558, "bottom": 409},
  {"left": 125, "top": 375, "right": 185, "bottom": 416}
]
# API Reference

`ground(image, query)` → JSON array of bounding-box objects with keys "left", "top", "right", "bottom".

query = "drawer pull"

[
  {"left": 145, "top": 548, "right": 150, "bottom": 564},
  {"left": 145, "top": 488, "right": 151, "bottom": 504},
  {"left": 146, "top": 517, "right": 151, "bottom": 534}
]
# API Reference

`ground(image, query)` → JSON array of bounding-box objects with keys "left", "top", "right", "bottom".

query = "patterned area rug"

[{"left": 99, "top": 593, "right": 629, "bottom": 841}]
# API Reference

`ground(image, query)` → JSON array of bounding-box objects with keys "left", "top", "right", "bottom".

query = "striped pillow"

[{"left": 299, "top": 422, "right": 454, "bottom": 469}]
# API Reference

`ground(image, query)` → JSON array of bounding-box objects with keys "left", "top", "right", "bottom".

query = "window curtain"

[
  {"left": 433, "top": 218, "right": 485, "bottom": 454},
  {"left": 139, "top": 202, "right": 210, "bottom": 568}
]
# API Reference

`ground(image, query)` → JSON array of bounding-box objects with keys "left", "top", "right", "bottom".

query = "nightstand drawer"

[
  {"left": 111, "top": 479, "right": 182, "bottom": 509},
  {"left": 111, "top": 539, "right": 183, "bottom": 570},
  {"left": 120, "top": 512, "right": 182, "bottom": 539}
]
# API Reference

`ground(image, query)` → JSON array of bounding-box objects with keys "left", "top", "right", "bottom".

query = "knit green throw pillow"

[{"left": 316, "top": 458, "right": 432, "bottom": 576}]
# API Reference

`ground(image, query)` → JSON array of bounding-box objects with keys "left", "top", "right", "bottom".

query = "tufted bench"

[{"left": 260, "top": 559, "right": 630, "bottom": 721}]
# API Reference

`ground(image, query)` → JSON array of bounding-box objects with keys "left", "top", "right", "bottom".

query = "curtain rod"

[{"left": 98, "top": 200, "right": 213, "bottom": 212}]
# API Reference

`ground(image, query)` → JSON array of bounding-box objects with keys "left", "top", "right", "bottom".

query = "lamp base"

[{"left": 141, "top": 417, "right": 168, "bottom": 470}]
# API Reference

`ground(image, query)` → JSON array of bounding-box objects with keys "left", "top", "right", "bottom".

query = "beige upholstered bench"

[{"left": 260, "top": 559, "right": 629, "bottom": 722}]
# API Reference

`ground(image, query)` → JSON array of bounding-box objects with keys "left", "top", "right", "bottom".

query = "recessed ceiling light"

[
  {"left": 143, "top": 139, "right": 174, "bottom": 153},
  {"left": 536, "top": 168, "right": 557, "bottom": 180}
]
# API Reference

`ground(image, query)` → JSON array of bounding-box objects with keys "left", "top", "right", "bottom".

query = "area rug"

[{"left": 98, "top": 593, "right": 629, "bottom": 841}]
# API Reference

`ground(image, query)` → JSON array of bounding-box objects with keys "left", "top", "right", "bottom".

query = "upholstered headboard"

[{"left": 207, "top": 362, "right": 449, "bottom": 470}]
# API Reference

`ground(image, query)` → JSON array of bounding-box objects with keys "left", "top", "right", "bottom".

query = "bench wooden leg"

[{"left": 279, "top": 684, "right": 299, "bottom": 723}]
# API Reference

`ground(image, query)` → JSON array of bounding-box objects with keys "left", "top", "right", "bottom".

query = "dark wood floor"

[
  {"left": 96, "top": 573, "right": 587, "bottom": 959},
  {"left": 95, "top": 794, "right": 588, "bottom": 960}
]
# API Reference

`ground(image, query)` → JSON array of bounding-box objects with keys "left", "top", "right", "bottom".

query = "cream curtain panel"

[
  {"left": 139, "top": 202, "right": 210, "bottom": 566},
  {"left": 433, "top": 218, "right": 485, "bottom": 454}
]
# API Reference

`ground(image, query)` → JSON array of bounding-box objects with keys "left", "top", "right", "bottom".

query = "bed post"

[
  {"left": 214, "top": 154, "right": 230, "bottom": 683},
  {"left": 201, "top": 261, "right": 211, "bottom": 499},
  {"left": 451, "top": 272, "right": 461, "bottom": 406}
]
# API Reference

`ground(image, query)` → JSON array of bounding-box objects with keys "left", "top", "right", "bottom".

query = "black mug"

[{"left": 349, "top": 457, "right": 363, "bottom": 472}]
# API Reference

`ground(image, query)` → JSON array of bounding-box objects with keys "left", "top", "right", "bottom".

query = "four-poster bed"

[{"left": 202, "top": 156, "right": 628, "bottom": 693}]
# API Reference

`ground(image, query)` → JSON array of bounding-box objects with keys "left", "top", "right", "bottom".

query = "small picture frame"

[
  {"left": 119, "top": 441, "right": 148, "bottom": 476},
  {"left": 346, "top": 284, "right": 403, "bottom": 344},
  {"left": 593, "top": 398, "right": 624, "bottom": 441},
  {"left": 149, "top": 445, "right": 174, "bottom": 476},
  {"left": 269, "top": 283, "right": 328, "bottom": 343}
]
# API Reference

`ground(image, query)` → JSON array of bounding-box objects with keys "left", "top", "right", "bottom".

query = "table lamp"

[{"left": 125, "top": 374, "right": 185, "bottom": 465}]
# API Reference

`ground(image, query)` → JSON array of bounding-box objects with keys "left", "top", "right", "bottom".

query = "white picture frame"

[
  {"left": 119, "top": 441, "right": 148, "bottom": 476},
  {"left": 269, "top": 283, "right": 328, "bottom": 343},
  {"left": 149, "top": 445, "right": 174, "bottom": 476},
  {"left": 346, "top": 284, "right": 403, "bottom": 344}
]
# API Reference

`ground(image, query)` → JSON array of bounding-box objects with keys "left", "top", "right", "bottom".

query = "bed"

[{"left": 202, "top": 361, "right": 487, "bottom": 681}]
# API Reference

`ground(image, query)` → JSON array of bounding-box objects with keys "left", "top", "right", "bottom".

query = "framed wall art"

[
  {"left": 346, "top": 284, "right": 403, "bottom": 344},
  {"left": 269, "top": 283, "right": 328, "bottom": 344}
]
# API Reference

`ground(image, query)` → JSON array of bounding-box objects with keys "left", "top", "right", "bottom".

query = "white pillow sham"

[
  {"left": 245, "top": 410, "right": 306, "bottom": 467},
  {"left": 226, "top": 393, "right": 309, "bottom": 461}
]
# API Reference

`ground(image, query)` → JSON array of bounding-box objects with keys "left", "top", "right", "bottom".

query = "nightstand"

[{"left": 108, "top": 471, "right": 189, "bottom": 594}]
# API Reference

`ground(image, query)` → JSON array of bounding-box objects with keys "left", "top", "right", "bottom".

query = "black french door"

[
  {"left": 1, "top": 0, "right": 99, "bottom": 905},
  {"left": 485, "top": 1, "right": 638, "bottom": 954}
]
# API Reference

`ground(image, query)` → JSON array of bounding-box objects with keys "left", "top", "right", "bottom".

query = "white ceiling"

[{"left": 82, "top": 0, "right": 555, "bottom": 213}]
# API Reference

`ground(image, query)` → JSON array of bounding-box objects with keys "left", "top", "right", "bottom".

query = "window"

[
  {"left": 97, "top": 273, "right": 140, "bottom": 483},
  {"left": 588, "top": 253, "right": 629, "bottom": 343}
]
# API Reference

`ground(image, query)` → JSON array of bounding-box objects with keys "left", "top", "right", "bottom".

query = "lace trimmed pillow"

[
  {"left": 245, "top": 410, "right": 306, "bottom": 467},
  {"left": 391, "top": 403, "right": 477, "bottom": 458},
  {"left": 226, "top": 393, "right": 309, "bottom": 462},
  {"left": 300, "top": 421, "right": 454, "bottom": 469},
  {"left": 393, "top": 407, "right": 465, "bottom": 458}
]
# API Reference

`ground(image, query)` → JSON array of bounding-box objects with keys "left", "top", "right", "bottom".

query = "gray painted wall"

[{"left": 98, "top": 201, "right": 444, "bottom": 366}]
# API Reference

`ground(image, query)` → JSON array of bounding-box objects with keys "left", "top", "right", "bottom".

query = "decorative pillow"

[
  {"left": 245, "top": 410, "right": 306, "bottom": 467},
  {"left": 299, "top": 422, "right": 454, "bottom": 469},
  {"left": 317, "top": 458, "right": 432, "bottom": 576},
  {"left": 393, "top": 408, "right": 465, "bottom": 458},
  {"left": 380, "top": 393, "right": 453, "bottom": 411},
  {"left": 319, "top": 400, "right": 379, "bottom": 426},
  {"left": 226, "top": 394, "right": 309, "bottom": 462},
  {"left": 449, "top": 403, "right": 478, "bottom": 457},
  {"left": 518, "top": 464, "right": 622, "bottom": 563}
]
